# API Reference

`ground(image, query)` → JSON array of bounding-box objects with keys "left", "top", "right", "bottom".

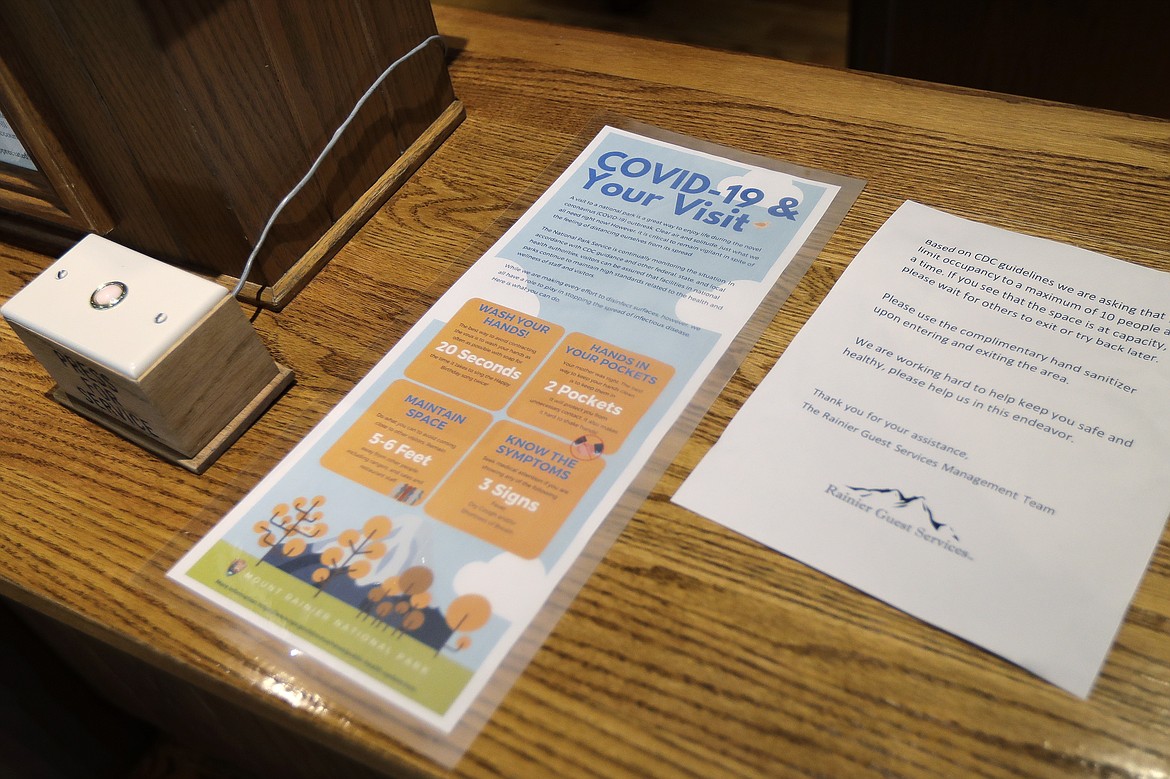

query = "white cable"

[{"left": 232, "top": 33, "right": 445, "bottom": 298}]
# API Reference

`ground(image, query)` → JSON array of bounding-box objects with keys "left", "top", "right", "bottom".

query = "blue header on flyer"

[
  {"left": 502, "top": 133, "right": 829, "bottom": 317},
  {"left": 584, "top": 149, "right": 802, "bottom": 232},
  {"left": 488, "top": 131, "right": 832, "bottom": 358}
]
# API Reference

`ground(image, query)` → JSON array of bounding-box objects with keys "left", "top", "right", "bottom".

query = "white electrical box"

[{"left": 2, "top": 235, "right": 293, "bottom": 471}]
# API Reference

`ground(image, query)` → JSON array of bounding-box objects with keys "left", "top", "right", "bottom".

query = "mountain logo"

[
  {"left": 846, "top": 486, "right": 958, "bottom": 541},
  {"left": 825, "top": 483, "right": 972, "bottom": 560}
]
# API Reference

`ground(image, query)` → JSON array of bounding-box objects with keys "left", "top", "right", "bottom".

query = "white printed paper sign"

[
  {"left": 0, "top": 110, "right": 36, "bottom": 171},
  {"left": 675, "top": 201, "right": 1170, "bottom": 697}
]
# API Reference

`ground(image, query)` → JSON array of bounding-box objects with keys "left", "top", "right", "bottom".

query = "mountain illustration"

[
  {"left": 846, "top": 486, "right": 959, "bottom": 541},
  {"left": 259, "top": 545, "right": 463, "bottom": 654}
]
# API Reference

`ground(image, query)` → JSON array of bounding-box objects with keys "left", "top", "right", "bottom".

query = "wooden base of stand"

[
  {"left": 52, "top": 364, "right": 294, "bottom": 474},
  {"left": 223, "top": 100, "right": 466, "bottom": 310}
]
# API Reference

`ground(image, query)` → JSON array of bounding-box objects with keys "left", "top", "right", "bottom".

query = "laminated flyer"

[{"left": 168, "top": 122, "right": 862, "bottom": 745}]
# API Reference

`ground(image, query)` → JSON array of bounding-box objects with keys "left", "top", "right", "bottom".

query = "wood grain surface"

[
  {"left": 0, "top": 0, "right": 457, "bottom": 291},
  {"left": 2, "top": 7, "right": 1169, "bottom": 778}
]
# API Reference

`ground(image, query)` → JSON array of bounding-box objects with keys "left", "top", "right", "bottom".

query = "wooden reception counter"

[{"left": 1, "top": 7, "right": 1168, "bottom": 777}]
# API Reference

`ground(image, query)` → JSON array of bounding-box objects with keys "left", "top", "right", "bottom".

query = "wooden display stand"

[{"left": 0, "top": 1, "right": 462, "bottom": 309}]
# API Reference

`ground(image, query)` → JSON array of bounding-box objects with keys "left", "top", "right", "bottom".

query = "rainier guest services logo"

[{"left": 825, "top": 484, "right": 974, "bottom": 561}]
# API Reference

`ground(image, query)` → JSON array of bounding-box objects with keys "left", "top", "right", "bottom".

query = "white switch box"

[{"left": 2, "top": 235, "right": 293, "bottom": 471}]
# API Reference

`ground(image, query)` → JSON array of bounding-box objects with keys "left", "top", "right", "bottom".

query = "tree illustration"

[
  {"left": 311, "top": 515, "right": 392, "bottom": 596},
  {"left": 253, "top": 495, "right": 328, "bottom": 560},
  {"left": 397, "top": 566, "right": 434, "bottom": 598},
  {"left": 438, "top": 594, "right": 492, "bottom": 656},
  {"left": 401, "top": 610, "right": 425, "bottom": 633},
  {"left": 365, "top": 566, "right": 435, "bottom": 637}
]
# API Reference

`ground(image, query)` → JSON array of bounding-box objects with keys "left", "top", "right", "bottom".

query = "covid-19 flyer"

[{"left": 168, "top": 123, "right": 863, "bottom": 738}]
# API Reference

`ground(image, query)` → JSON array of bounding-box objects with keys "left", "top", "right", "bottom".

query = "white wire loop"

[{"left": 231, "top": 33, "right": 446, "bottom": 298}]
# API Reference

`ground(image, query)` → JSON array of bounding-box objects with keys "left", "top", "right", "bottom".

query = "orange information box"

[
  {"left": 425, "top": 420, "right": 605, "bottom": 558},
  {"left": 508, "top": 332, "right": 674, "bottom": 454},
  {"left": 405, "top": 298, "right": 563, "bottom": 410},
  {"left": 320, "top": 379, "right": 491, "bottom": 504}
]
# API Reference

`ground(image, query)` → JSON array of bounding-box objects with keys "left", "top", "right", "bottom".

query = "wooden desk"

[{"left": 2, "top": 7, "right": 1169, "bottom": 777}]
